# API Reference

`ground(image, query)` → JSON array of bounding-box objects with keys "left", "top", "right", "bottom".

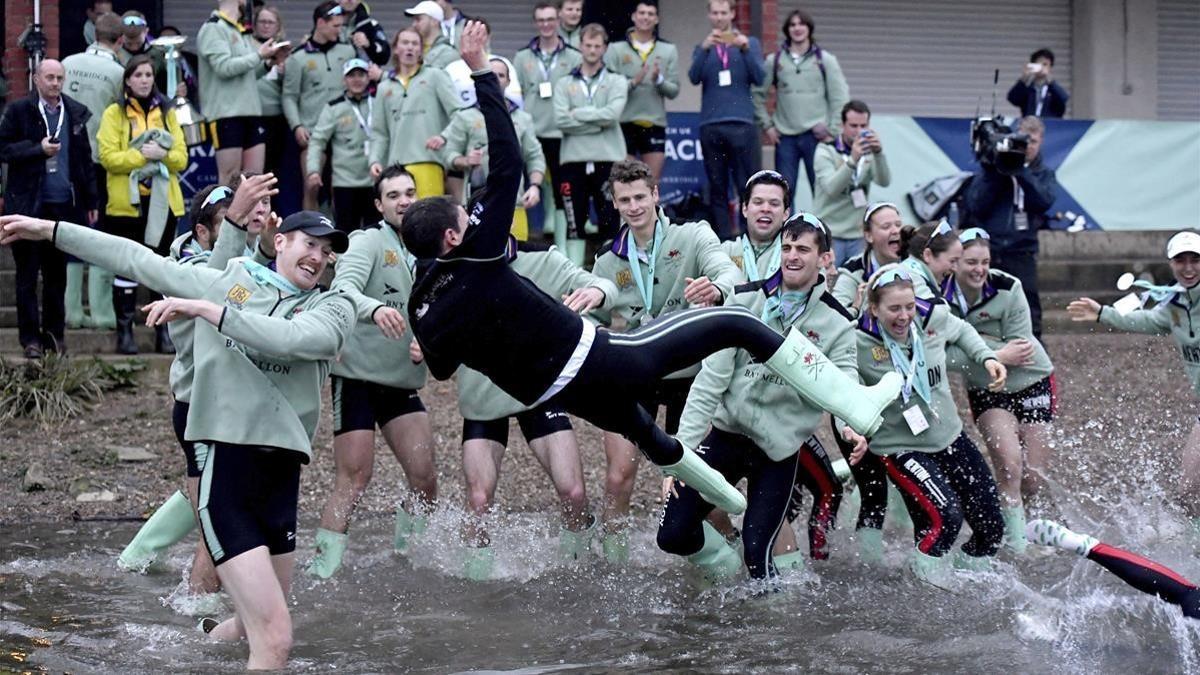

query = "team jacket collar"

[
  {"left": 303, "top": 37, "right": 340, "bottom": 53},
  {"left": 527, "top": 36, "right": 568, "bottom": 57},
  {"left": 609, "top": 209, "right": 669, "bottom": 260},
  {"left": 858, "top": 295, "right": 935, "bottom": 339}
]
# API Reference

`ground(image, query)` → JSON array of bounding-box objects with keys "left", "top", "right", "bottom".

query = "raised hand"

[
  {"left": 226, "top": 173, "right": 279, "bottom": 226},
  {"left": 459, "top": 20, "right": 489, "bottom": 72}
]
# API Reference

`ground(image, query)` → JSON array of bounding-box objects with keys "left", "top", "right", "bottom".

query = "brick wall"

[{"left": 4, "top": 0, "right": 62, "bottom": 100}]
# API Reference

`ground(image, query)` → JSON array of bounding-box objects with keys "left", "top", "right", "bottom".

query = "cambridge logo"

[
  {"left": 616, "top": 268, "right": 633, "bottom": 289},
  {"left": 225, "top": 284, "right": 252, "bottom": 309},
  {"left": 384, "top": 249, "right": 400, "bottom": 267},
  {"left": 872, "top": 345, "right": 888, "bottom": 362}
]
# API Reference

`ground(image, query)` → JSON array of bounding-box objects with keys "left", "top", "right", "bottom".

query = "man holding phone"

[
  {"left": 1007, "top": 48, "right": 1069, "bottom": 118},
  {"left": 0, "top": 60, "right": 99, "bottom": 358},
  {"left": 812, "top": 99, "right": 890, "bottom": 267}
]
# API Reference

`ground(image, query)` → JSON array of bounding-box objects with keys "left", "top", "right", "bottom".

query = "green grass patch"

[{"left": 0, "top": 355, "right": 145, "bottom": 425}]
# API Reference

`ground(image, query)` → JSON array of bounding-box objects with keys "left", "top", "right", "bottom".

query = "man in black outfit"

[
  {"left": 403, "top": 22, "right": 902, "bottom": 515},
  {"left": 0, "top": 60, "right": 98, "bottom": 358}
]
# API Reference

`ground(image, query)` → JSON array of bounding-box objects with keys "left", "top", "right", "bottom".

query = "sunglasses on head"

[
  {"left": 870, "top": 267, "right": 911, "bottom": 290},
  {"left": 863, "top": 201, "right": 899, "bottom": 224},
  {"left": 202, "top": 185, "right": 233, "bottom": 208},
  {"left": 922, "top": 218, "right": 953, "bottom": 251},
  {"left": 123, "top": 15, "right": 147, "bottom": 26},
  {"left": 324, "top": 5, "right": 344, "bottom": 17},
  {"left": 958, "top": 227, "right": 990, "bottom": 244},
  {"left": 783, "top": 212, "right": 831, "bottom": 249}
]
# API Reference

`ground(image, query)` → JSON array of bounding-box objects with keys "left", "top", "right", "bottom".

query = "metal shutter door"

[
  {"left": 1157, "top": 0, "right": 1200, "bottom": 120},
  {"left": 777, "top": 0, "right": 1072, "bottom": 118}
]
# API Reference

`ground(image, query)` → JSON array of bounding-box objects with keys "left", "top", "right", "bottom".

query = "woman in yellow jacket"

[{"left": 98, "top": 54, "right": 188, "bottom": 354}]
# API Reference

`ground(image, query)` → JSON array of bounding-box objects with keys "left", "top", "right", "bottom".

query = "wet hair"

[
  {"left": 741, "top": 169, "right": 791, "bottom": 208},
  {"left": 580, "top": 23, "right": 609, "bottom": 43},
  {"left": 374, "top": 164, "right": 416, "bottom": 200},
  {"left": 841, "top": 99, "right": 870, "bottom": 123},
  {"left": 780, "top": 213, "right": 831, "bottom": 254},
  {"left": 781, "top": 9, "right": 814, "bottom": 44},
  {"left": 865, "top": 267, "right": 915, "bottom": 307},
  {"left": 1030, "top": 48, "right": 1055, "bottom": 66},
  {"left": 122, "top": 55, "right": 167, "bottom": 105},
  {"left": 402, "top": 196, "right": 462, "bottom": 259},
  {"left": 94, "top": 12, "right": 123, "bottom": 44},
  {"left": 608, "top": 159, "right": 657, "bottom": 191},
  {"left": 900, "top": 221, "right": 959, "bottom": 259},
  {"left": 190, "top": 185, "right": 232, "bottom": 236}
]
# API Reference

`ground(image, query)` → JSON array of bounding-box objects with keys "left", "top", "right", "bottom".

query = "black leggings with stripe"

[
  {"left": 552, "top": 307, "right": 784, "bottom": 467},
  {"left": 787, "top": 435, "right": 844, "bottom": 559},
  {"left": 657, "top": 426, "right": 801, "bottom": 579},
  {"left": 831, "top": 417, "right": 889, "bottom": 531},
  {"left": 1085, "top": 543, "right": 1200, "bottom": 619},
  {"left": 880, "top": 433, "right": 1004, "bottom": 558}
]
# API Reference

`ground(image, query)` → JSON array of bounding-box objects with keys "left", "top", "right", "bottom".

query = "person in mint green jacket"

[
  {"left": 832, "top": 201, "right": 903, "bottom": 318},
  {"left": 603, "top": 3, "right": 680, "bottom": 183},
  {"left": 722, "top": 170, "right": 790, "bottom": 282},
  {"left": 0, "top": 207, "right": 353, "bottom": 671},
  {"left": 944, "top": 228, "right": 1056, "bottom": 554},
  {"left": 660, "top": 213, "right": 866, "bottom": 582},
  {"left": 452, "top": 236, "right": 617, "bottom": 580},
  {"left": 753, "top": 9, "right": 849, "bottom": 198},
  {"left": 1068, "top": 230, "right": 1200, "bottom": 542},
  {"left": 307, "top": 166, "right": 436, "bottom": 580},
  {"left": 306, "top": 59, "right": 378, "bottom": 233},
  {"left": 589, "top": 159, "right": 741, "bottom": 563},
  {"left": 854, "top": 266, "right": 1007, "bottom": 585},
  {"left": 197, "top": 0, "right": 285, "bottom": 185},
  {"left": 899, "top": 220, "right": 963, "bottom": 300}
]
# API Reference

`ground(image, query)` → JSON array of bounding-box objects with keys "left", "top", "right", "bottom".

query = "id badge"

[
  {"left": 1014, "top": 211, "right": 1029, "bottom": 231},
  {"left": 585, "top": 161, "right": 595, "bottom": 176},
  {"left": 539, "top": 81, "right": 553, "bottom": 99},
  {"left": 718, "top": 69, "right": 732, "bottom": 87},
  {"left": 363, "top": 139, "right": 370, "bottom": 158},
  {"left": 850, "top": 188, "right": 867, "bottom": 208},
  {"left": 903, "top": 405, "right": 930, "bottom": 435}
]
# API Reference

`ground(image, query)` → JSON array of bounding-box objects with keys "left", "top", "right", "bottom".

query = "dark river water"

[{"left": 3, "top": 486, "right": 1199, "bottom": 674}]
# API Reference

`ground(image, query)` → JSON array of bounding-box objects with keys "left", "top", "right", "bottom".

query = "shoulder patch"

[
  {"left": 819, "top": 292, "right": 855, "bottom": 321},
  {"left": 225, "top": 284, "right": 252, "bottom": 308},
  {"left": 988, "top": 270, "right": 1017, "bottom": 291}
]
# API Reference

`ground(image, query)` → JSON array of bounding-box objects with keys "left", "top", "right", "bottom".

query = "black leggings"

[
  {"left": 1087, "top": 543, "right": 1200, "bottom": 619},
  {"left": 880, "top": 433, "right": 1004, "bottom": 558},
  {"left": 832, "top": 415, "right": 889, "bottom": 531},
  {"left": 657, "top": 426, "right": 801, "bottom": 579},
  {"left": 554, "top": 307, "right": 784, "bottom": 467},
  {"left": 788, "top": 435, "right": 843, "bottom": 560}
]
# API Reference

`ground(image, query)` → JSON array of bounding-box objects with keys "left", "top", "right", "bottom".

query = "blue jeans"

[
  {"left": 700, "top": 121, "right": 761, "bottom": 239},
  {"left": 775, "top": 130, "right": 820, "bottom": 200},
  {"left": 832, "top": 237, "right": 865, "bottom": 268}
]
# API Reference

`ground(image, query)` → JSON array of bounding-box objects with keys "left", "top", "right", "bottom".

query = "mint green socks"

[
  {"left": 686, "top": 522, "right": 742, "bottom": 583},
  {"left": 307, "top": 528, "right": 348, "bottom": 579},
  {"left": 463, "top": 546, "right": 495, "bottom": 581},
  {"left": 394, "top": 506, "right": 428, "bottom": 554},
  {"left": 118, "top": 490, "right": 197, "bottom": 571}
]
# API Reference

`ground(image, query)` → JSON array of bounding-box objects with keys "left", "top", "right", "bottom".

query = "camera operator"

[
  {"left": 813, "top": 99, "right": 890, "bottom": 267},
  {"left": 1007, "top": 48, "right": 1068, "bottom": 118},
  {"left": 964, "top": 115, "right": 1057, "bottom": 338}
]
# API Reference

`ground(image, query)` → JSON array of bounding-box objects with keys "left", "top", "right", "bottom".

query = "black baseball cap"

[{"left": 278, "top": 211, "right": 349, "bottom": 253}]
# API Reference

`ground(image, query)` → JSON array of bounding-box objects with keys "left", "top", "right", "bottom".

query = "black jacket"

[
  {"left": 1006, "top": 80, "right": 1069, "bottom": 118},
  {"left": 0, "top": 92, "right": 97, "bottom": 216},
  {"left": 963, "top": 155, "right": 1057, "bottom": 254}
]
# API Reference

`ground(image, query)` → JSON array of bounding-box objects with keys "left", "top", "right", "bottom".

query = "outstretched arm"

[{"left": 455, "top": 21, "right": 522, "bottom": 259}]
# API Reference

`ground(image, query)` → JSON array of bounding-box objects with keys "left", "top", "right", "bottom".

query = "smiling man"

[
  {"left": 0, "top": 208, "right": 354, "bottom": 671},
  {"left": 723, "top": 170, "right": 791, "bottom": 283}
]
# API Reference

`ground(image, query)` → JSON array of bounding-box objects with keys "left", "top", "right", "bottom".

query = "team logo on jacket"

[
  {"left": 731, "top": 255, "right": 744, "bottom": 270},
  {"left": 979, "top": 312, "right": 991, "bottom": 319},
  {"left": 871, "top": 345, "right": 888, "bottom": 362},
  {"left": 616, "top": 269, "right": 633, "bottom": 289},
  {"left": 1173, "top": 309, "right": 1183, "bottom": 327},
  {"left": 225, "top": 284, "right": 252, "bottom": 309},
  {"left": 926, "top": 328, "right": 937, "bottom": 337},
  {"left": 666, "top": 249, "right": 681, "bottom": 259},
  {"left": 306, "top": 59, "right": 318, "bottom": 71},
  {"left": 806, "top": 329, "right": 820, "bottom": 343},
  {"left": 384, "top": 249, "right": 400, "bottom": 267}
]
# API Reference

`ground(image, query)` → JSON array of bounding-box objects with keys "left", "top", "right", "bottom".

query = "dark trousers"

[
  {"left": 992, "top": 249, "right": 1042, "bottom": 338},
  {"left": 106, "top": 210, "right": 178, "bottom": 285},
  {"left": 333, "top": 186, "right": 380, "bottom": 233},
  {"left": 558, "top": 160, "right": 620, "bottom": 242},
  {"left": 700, "top": 121, "right": 760, "bottom": 239},
  {"left": 832, "top": 416, "right": 889, "bottom": 531},
  {"left": 537, "top": 137, "right": 564, "bottom": 209},
  {"left": 775, "top": 130, "right": 819, "bottom": 199},
  {"left": 13, "top": 201, "right": 77, "bottom": 347}
]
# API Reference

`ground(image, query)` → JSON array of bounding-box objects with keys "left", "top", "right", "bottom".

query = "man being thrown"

[
  {"left": 402, "top": 22, "right": 903, "bottom": 517},
  {"left": 0, "top": 208, "right": 354, "bottom": 671}
]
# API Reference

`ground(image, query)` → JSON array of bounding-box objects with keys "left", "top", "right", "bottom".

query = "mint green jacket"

[
  {"left": 813, "top": 141, "right": 891, "bottom": 240},
  {"left": 457, "top": 243, "right": 617, "bottom": 421},
  {"left": 591, "top": 212, "right": 741, "bottom": 378},
  {"left": 197, "top": 12, "right": 266, "bottom": 120},
  {"left": 62, "top": 45, "right": 125, "bottom": 162},
  {"left": 329, "top": 223, "right": 428, "bottom": 390},
  {"left": 832, "top": 249, "right": 890, "bottom": 318},
  {"left": 438, "top": 105, "right": 545, "bottom": 205},
  {"left": 282, "top": 40, "right": 357, "bottom": 131},
  {"left": 1100, "top": 285, "right": 1200, "bottom": 396},
  {"left": 424, "top": 35, "right": 459, "bottom": 70},
  {"left": 677, "top": 275, "right": 856, "bottom": 460},
  {"left": 720, "top": 235, "right": 780, "bottom": 281},
  {"left": 603, "top": 36, "right": 680, "bottom": 128},
  {"left": 753, "top": 46, "right": 849, "bottom": 137},
  {"left": 55, "top": 222, "right": 355, "bottom": 460},
  {"left": 371, "top": 67, "right": 462, "bottom": 167},
  {"left": 307, "top": 94, "right": 374, "bottom": 188},
  {"left": 856, "top": 298, "right": 995, "bottom": 455},
  {"left": 553, "top": 67, "right": 628, "bottom": 163},
  {"left": 513, "top": 40, "right": 582, "bottom": 139}
]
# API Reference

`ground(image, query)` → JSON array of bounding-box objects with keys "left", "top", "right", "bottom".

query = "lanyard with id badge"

[
  {"left": 882, "top": 323, "right": 935, "bottom": 435},
  {"left": 350, "top": 96, "right": 373, "bottom": 158},
  {"left": 41, "top": 102, "right": 66, "bottom": 174},
  {"left": 537, "top": 50, "right": 560, "bottom": 99},
  {"left": 715, "top": 44, "right": 732, "bottom": 87},
  {"left": 627, "top": 222, "right": 663, "bottom": 327}
]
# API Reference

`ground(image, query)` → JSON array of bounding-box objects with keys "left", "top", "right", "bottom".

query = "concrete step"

[
  {"left": 1036, "top": 258, "right": 1172, "bottom": 293},
  {"left": 0, "top": 327, "right": 162, "bottom": 354}
]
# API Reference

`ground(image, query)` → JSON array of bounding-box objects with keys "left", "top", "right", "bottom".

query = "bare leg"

[
  {"left": 706, "top": 510, "right": 737, "bottom": 538},
  {"left": 1019, "top": 421, "right": 1054, "bottom": 506},
  {"left": 215, "top": 147, "right": 244, "bottom": 187},
  {"left": 640, "top": 151, "right": 666, "bottom": 184},
  {"left": 241, "top": 143, "right": 265, "bottom": 175},
  {"left": 380, "top": 411, "right": 437, "bottom": 509},
  {"left": 772, "top": 523, "right": 799, "bottom": 555},
  {"left": 602, "top": 431, "right": 641, "bottom": 534},
  {"left": 185, "top": 475, "right": 219, "bottom": 594},
  {"left": 462, "top": 439, "right": 505, "bottom": 546},
  {"left": 208, "top": 548, "right": 294, "bottom": 670},
  {"left": 317, "top": 430, "right": 375, "bottom": 533},
  {"left": 1179, "top": 419, "right": 1200, "bottom": 519},
  {"left": 527, "top": 430, "right": 589, "bottom": 530},
  {"left": 976, "top": 408, "right": 1024, "bottom": 507}
]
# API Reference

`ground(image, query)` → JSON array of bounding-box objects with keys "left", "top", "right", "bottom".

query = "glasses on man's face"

[{"left": 123, "top": 16, "right": 147, "bottom": 26}]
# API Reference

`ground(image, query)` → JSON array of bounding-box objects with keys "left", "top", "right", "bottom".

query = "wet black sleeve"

[{"left": 452, "top": 69, "right": 522, "bottom": 261}]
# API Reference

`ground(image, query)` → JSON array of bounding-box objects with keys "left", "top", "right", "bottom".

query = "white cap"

[
  {"left": 1166, "top": 231, "right": 1200, "bottom": 259},
  {"left": 405, "top": 1, "right": 445, "bottom": 21}
]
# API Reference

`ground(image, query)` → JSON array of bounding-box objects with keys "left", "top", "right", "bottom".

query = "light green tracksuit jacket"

[
  {"left": 1100, "top": 284, "right": 1200, "bottom": 396},
  {"left": 603, "top": 35, "right": 680, "bottom": 128},
  {"left": 721, "top": 234, "right": 780, "bottom": 282},
  {"left": 371, "top": 66, "right": 461, "bottom": 167},
  {"left": 753, "top": 45, "right": 849, "bottom": 137},
  {"left": 813, "top": 141, "right": 891, "bottom": 240},
  {"left": 197, "top": 12, "right": 265, "bottom": 120},
  {"left": 307, "top": 93, "right": 374, "bottom": 188},
  {"left": 62, "top": 44, "right": 125, "bottom": 163},
  {"left": 553, "top": 67, "right": 628, "bottom": 164},
  {"left": 439, "top": 104, "right": 546, "bottom": 206},
  {"left": 513, "top": 39, "right": 582, "bottom": 139},
  {"left": 282, "top": 39, "right": 357, "bottom": 131}
]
